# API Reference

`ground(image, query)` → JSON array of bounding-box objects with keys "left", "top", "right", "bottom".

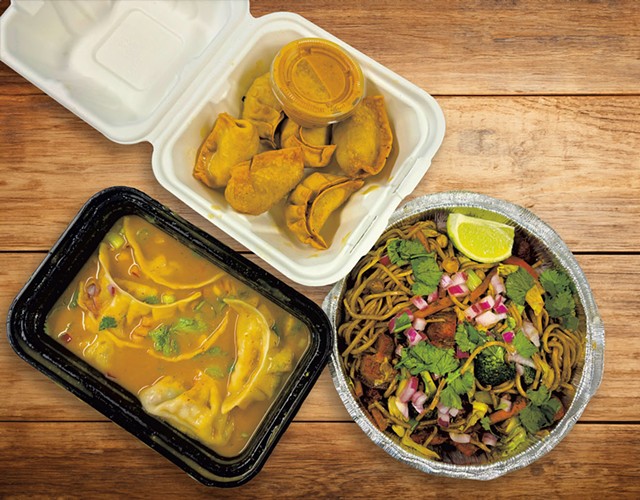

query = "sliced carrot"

[
  {"left": 504, "top": 256, "right": 538, "bottom": 280},
  {"left": 488, "top": 397, "right": 527, "bottom": 424},
  {"left": 413, "top": 296, "right": 453, "bottom": 318}
]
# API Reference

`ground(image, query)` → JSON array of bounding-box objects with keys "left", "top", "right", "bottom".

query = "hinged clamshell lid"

[{"left": 0, "top": 0, "right": 250, "bottom": 144}]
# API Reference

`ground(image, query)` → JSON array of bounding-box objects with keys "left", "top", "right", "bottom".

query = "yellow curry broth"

[{"left": 45, "top": 215, "right": 310, "bottom": 457}]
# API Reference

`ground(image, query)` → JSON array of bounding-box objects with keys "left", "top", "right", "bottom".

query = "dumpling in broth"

[
  {"left": 241, "top": 72, "right": 284, "bottom": 146},
  {"left": 224, "top": 147, "right": 304, "bottom": 215},
  {"left": 193, "top": 112, "right": 261, "bottom": 189},
  {"left": 280, "top": 118, "right": 336, "bottom": 167},
  {"left": 140, "top": 373, "right": 234, "bottom": 447},
  {"left": 332, "top": 95, "right": 393, "bottom": 178},
  {"left": 221, "top": 299, "right": 294, "bottom": 414}
]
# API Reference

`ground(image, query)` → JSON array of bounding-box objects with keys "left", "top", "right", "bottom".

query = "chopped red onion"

[
  {"left": 455, "top": 348, "right": 470, "bottom": 359},
  {"left": 412, "top": 317, "right": 427, "bottom": 332},
  {"left": 448, "top": 407, "right": 460, "bottom": 418},
  {"left": 451, "top": 272, "right": 468, "bottom": 286},
  {"left": 497, "top": 397, "right": 512, "bottom": 412},
  {"left": 405, "top": 327, "right": 425, "bottom": 347},
  {"left": 411, "top": 391, "right": 428, "bottom": 413},
  {"left": 522, "top": 321, "right": 541, "bottom": 347},
  {"left": 437, "top": 402, "right": 450, "bottom": 415},
  {"left": 411, "top": 295, "right": 429, "bottom": 310},
  {"left": 395, "top": 344, "right": 404, "bottom": 357},
  {"left": 493, "top": 302, "right": 509, "bottom": 315},
  {"left": 507, "top": 352, "right": 537, "bottom": 368},
  {"left": 447, "top": 284, "right": 470, "bottom": 297},
  {"left": 491, "top": 273, "right": 506, "bottom": 295},
  {"left": 464, "top": 305, "right": 480, "bottom": 321},
  {"left": 482, "top": 433, "right": 498, "bottom": 447},
  {"left": 379, "top": 254, "right": 391, "bottom": 266},
  {"left": 399, "top": 376, "right": 419, "bottom": 403},
  {"left": 477, "top": 296, "right": 495, "bottom": 311},
  {"left": 515, "top": 362, "right": 525, "bottom": 376},
  {"left": 395, "top": 398, "right": 409, "bottom": 420},
  {"left": 502, "top": 331, "right": 515, "bottom": 343},
  {"left": 449, "top": 432, "right": 471, "bottom": 444},
  {"left": 438, "top": 413, "right": 450, "bottom": 428},
  {"left": 440, "top": 274, "right": 453, "bottom": 289},
  {"left": 427, "top": 290, "right": 439, "bottom": 304},
  {"left": 475, "top": 310, "right": 507, "bottom": 327}
]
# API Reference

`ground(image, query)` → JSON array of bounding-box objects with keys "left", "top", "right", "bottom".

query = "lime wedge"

[{"left": 447, "top": 213, "right": 515, "bottom": 263}]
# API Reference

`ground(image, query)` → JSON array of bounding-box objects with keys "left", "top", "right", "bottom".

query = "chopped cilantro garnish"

[
  {"left": 387, "top": 239, "right": 442, "bottom": 295},
  {"left": 204, "top": 366, "right": 225, "bottom": 379},
  {"left": 149, "top": 324, "right": 179, "bottom": 356},
  {"left": 505, "top": 267, "right": 535, "bottom": 306},
  {"left": 519, "top": 386, "right": 562, "bottom": 434},
  {"left": 397, "top": 342, "right": 459, "bottom": 376},
  {"left": 143, "top": 296, "right": 160, "bottom": 305},
  {"left": 98, "top": 316, "right": 117, "bottom": 331},
  {"left": 539, "top": 269, "right": 578, "bottom": 329},
  {"left": 439, "top": 369, "right": 475, "bottom": 409},
  {"left": 455, "top": 322, "right": 486, "bottom": 353},
  {"left": 171, "top": 317, "right": 204, "bottom": 333},
  {"left": 480, "top": 416, "right": 492, "bottom": 431},
  {"left": 513, "top": 330, "right": 538, "bottom": 358}
]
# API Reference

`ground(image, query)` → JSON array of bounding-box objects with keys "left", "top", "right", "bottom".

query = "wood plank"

[
  {"left": 0, "top": 421, "right": 638, "bottom": 497},
  {"left": 1, "top": 253, "right": 638, "bottom": 422},
  {"left": 0, "top": 95, "right": 638, "bottom": 252},
  {"left": 2, "top": 0, "right": 638, "bottom": 96}
]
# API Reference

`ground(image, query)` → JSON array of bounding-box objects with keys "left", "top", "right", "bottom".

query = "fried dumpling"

[
  {"left": 221, "top": 299, "right": 293, "bottom": 414},
  {"left": 224, "top": 147, "right": 305, "bottom": 215},
  {"left": 241, "top": 72, "right": 284, "bottom": 146},
  {"left": 193, "top": 112, "right": 261, "bottom": 189},
  {"left": 285, "top": 172, "right": 364, "bottom": 250},
  {"left": 140, "top": 373, "right": 233, "bottom": 447},
  {"left": 331, "top": 95, "right": 393, "bottom": 177},
  {"left": 280, "top": 118, "right": 336, "bottom": 167}
]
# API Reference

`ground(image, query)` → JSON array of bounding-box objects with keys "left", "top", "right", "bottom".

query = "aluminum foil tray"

[{"left": 323, "top": 191, "right": 605, "bottom": 480}]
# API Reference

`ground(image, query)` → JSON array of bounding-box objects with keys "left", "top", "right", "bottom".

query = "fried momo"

[
  {"left": 193, "top": 112, "right": 261, "bottom": 188},
  {"left": 285, "top": 172, "right": 364, "bottom": 249},
  {"left": 224, "top": 147, "right": 305, "bottom": 215},
  {"left": 332, "top": 95, "right": 393, "bottom": 178},
  {"left": 241, "top": 72, "right": 285, "bottom": 146},
  {"left": 280, "top": 118, "right": 336, "bottom": 167}
]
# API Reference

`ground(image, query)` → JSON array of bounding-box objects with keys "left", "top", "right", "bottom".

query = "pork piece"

[
  {"left": 358, "top": 333, "right": 397, "bottom": 389},
  {"left": 426, "top": 311, "right": 457, "bottom": 348}
]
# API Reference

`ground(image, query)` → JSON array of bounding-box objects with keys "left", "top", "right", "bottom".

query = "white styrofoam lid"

[{"left": 0, "top": 0, "right": 250, "bottom": 144}]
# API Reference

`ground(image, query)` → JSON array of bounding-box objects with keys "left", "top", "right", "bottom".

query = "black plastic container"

[{"left": 6, "top": 186, "right": 332, "bottom": 487}]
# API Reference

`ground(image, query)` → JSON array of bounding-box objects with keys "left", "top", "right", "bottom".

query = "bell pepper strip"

[{"left": 504, "top": 256, "right": 538, "bottom": 280}]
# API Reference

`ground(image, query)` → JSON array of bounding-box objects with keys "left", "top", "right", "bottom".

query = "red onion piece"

[
  {"left": 440, "top": 274, "right": 453, "bottom": 289},
  {"left": 405, "top": 327, "right": 425, "bottom": 347},
  {"left": 427, "top": 290, "right": 439, "bottom": 304},
  {"left": 412, "top": 317, "right": 427, "bottom": 332},
  {"left": 497, "top": 397, "right": 512, "bottom": 412},
  {"left": 395, "top": 344, "right": 404, "bottom": 357},
  {"left": 411, "top": 295, "right": 429, "bottom": 310},
  {"left": 451, "top": 272, "right": 468, "bottom": 286},
  {"left": 493, "top": 302, "right": 509, "bottom": 315},
  {"left": 507, "top": 352, "right": 537, "bottom": 368},
  {"left": 379, "top": 254, "right": 391, "bottom": 266},
  {"left": 475, "top": 310, "right": 507, "bottom": 327},
  {"left": 395, "top": 398, "right": 409, "bottom": 420},
  {"left": 411, "top": 391, "right": 428, "bottom": 413},
  {"left": 449, "top": 432, "right": 471, "bottom": 444},
  {"left": 438, "top": 414, "right": 450, "bottom": 428},
  {"left": 448, "top": 407, "right": 460, "bottom": 418},
  {"left": 491, "top": 273, "right": 506, "bottom": 295},
  {"left": 515, "top": 362, "right": 525, "bottom": 376},
  {"left": 522, "top": 321, "right": 541, "bottom": 347},
  {"left": 399, "top": 376, "right": 419, "bottom": 403},
  {"left": 502, "top": 331, "right": 515, "bottom": 343},
  {"left": 477, "top": 296, "right": 495, "bottom": 311},
  {"left": 482, "top": 433, "right": 498, "bottom": 447},
  {"left": 455, "top": 348, "right": 470, "bottom": 359},
  {"left": 447, "top": 284, "right": 470, "bottom": 297},
  {"left": 437, "top": 402, "right": 450, "bottom": 415}
]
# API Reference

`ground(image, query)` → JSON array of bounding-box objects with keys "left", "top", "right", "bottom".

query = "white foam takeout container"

[{"left": 0, "top": 0, "right": 445, "bottom": 286}]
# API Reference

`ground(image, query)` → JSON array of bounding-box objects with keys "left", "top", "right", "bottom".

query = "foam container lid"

[{"left": 0, "top": 0, "right": 445, "bottom": 286}]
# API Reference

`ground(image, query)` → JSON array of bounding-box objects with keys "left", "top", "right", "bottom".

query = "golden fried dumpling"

[
  {"left": 224, "top": 147, "right": 305, "bottom": 215},
  {"left": 285, "top": 172, "right": 364, "bottom": 250},
  {"left": 193, "top": 112, "right": 261, "bottom": 188},
  {"left": 241, "top": 72, "right": 284, "bottom": 146},
  {"left": 280, "top": 118, "right": 336, "bottom": 167},
  {"left": 332, "top": 95, "right": 393, "bottom": 177}
]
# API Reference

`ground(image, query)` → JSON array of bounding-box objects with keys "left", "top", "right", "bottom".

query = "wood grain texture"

[
  {"left": 1, "top": 95, "right": 638, "bottom": 252},
  {"left": 0, "top": 421, "right": 638, "bottom": 498},
  {"left": 1, "top": 0, "right": 639, "bottom": 495}
]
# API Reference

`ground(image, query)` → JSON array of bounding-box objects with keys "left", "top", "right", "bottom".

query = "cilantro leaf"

[
  {"left": 387, "top": 239, "right": 428, "bottom": 266},
  {"left": 99, "top": 316, "right": 117, "bottom": 331},
  {"left": 505, "top": 267, "right": 535, "bottom": 306},
  {"left": 171, "top": 317, "right": 205, "bottom": 333},
  {"left": 513, "top": 330, "right": 538, "bottom": 358},
  {"left": 439, "top": 370, "right": 474, "bottom": 409},
  {"left": 545, "top": 290, "right": 576, "bottom": 318},
  {"left": 149, "top": 324, "right": 179, "bottom": 357},
  {"left": 480, "top": 416, "right": 492, "bottom": 431},
  {"left": 397, "top": 342, "right": 459, "bottom": 376},
  {"left": 539, "top": 269, "right": 578, "bottom": 328},
  {"left": 410, "top": 255, "right": 443, "bottom": 296},
  {"left": 539, "top": 269, "right": 573, "bottom": 297},
  {"left": 519, "top": 386, "right": 562, "bottom": 434},
  {"left": 455, "top": 322, "right": 486, "bottom": 353},
  {"left": 439, "top": 386, "right": 463, "bottom": 409}
]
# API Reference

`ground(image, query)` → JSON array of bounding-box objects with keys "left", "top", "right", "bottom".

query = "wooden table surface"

[{"left": 1, "top": 0, "right": 639, "bottom": 497}]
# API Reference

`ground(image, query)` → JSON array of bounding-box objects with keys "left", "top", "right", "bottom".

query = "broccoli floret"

[
  {"left": 522, "top": 365, "right": 537, "bottom": 385},
  {"left": 474, "top": 346, "right": 516, "bottom": 387}
]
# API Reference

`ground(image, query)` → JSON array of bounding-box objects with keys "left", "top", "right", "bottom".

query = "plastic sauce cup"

[{"left": 271, "top": 38, "right": 365, "bottom": 128}]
